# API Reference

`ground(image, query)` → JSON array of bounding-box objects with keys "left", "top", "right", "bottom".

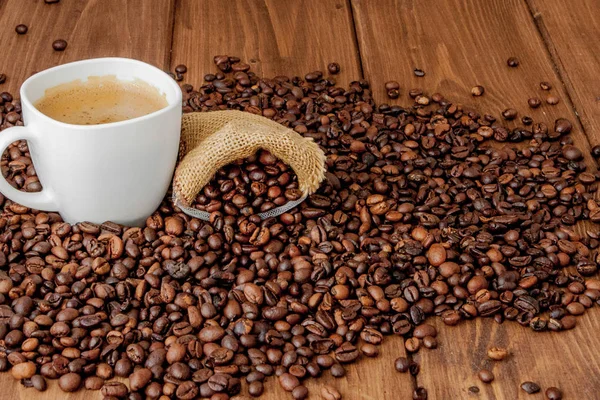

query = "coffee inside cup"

[{"left": 34, "top": 75, "right": 168, "bottom": 125}]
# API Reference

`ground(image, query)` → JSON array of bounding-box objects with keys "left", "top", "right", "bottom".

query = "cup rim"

[{"left": 20, "top": 57, "right": 182, "bottom": 130}]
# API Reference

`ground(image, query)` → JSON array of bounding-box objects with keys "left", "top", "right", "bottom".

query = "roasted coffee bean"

[
  {"left": 15, "top": 24, "right": 28, "bottom": 34},
  {"left": 12, "top": 362, "right": 36, "bottom": 379},
  {"left": 507, "top": 57, "right": 520, "bottom": 67},
  {"left": 540, "top": 81, "right": 552, "bottom": 90},
  {"left": 487, "top": 347, "right": 509, "bottom": 361},
  {"left": 101, "top": 382, "right": 128, "bottom": 398},
  {"left": 413, "top": 68, "right": 425, "bottom": 77},
  {"left": 58, "top": 373, "right": 82, "bottom": 392},
  {"left": 52, "top": 39, "right": 68, "bottom": 51},
  {"left": 0, "top": 73, "right": 6, "bottom": 84},
  {"left": 471, "top": 85, "right": 484, "bottom": 96},
  {"left": 328, "top": 63, "right": 340, "bottom": 75},
  {"left": 330, "top": 364, "right": 345, "bottom": 378},
  {"left": 321, "top": 385, "right": 342, "bottom": 400},
  {"left": 528, "top": 97, "right": 541, "bottom": 108},
  {"left": 502, "top": 108, "right": 518, "bottom": 120},
  {"left": 360, "top": 343, "right": 378, "bottom": 357},
  {"left": 413, "top": 387, "right": 428, "bottom": 400},
  {"left": 278, "top": 373, "right": 299, "bottom": 392},
  {"left": 129, "top": 368, "right": 152, "bottom": 391},
  {"left": 521, "top": 381, "right": 541, "bottom": 394},
  {"left": 478, "top": 369, "right": 494, "bottom": 383},
  {"left": 31, "top": 374, "right": 47, "bottom": 391},
  {"left": 545, "top": 387, "right": 562, "bottom": 400},
  {"left": 395, "top": 357, "right": 410, "bottom": 373},
  {"left": 546, "top": 95, "right": 560, "bottom": 105},
  {"left": 292, "top": 385, "right": 309, "bottom": 400}
]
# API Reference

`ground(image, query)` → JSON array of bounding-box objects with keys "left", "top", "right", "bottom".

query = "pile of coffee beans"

[
  {"left": 1, "top": 55, "right": 600, "bottom": 400},
  {"left": 191, "top": 149, "right": 302, "bottom": 217}
]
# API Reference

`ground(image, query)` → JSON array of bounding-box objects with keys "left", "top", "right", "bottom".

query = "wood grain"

[
  {"left": 352, "top": 0, "right": 600, "bottom": 398},
  {"left": 412, "top": 314, "right": 600, "bottom": 400},
  {"left": 526, "top": 0, "right": 600, "bottom": 145},
  {"left": 171, "top": 0, "right": 362, "bottom": 88},
  {"left": 0, "top": 0, "right": 175, "bottom": 95}
]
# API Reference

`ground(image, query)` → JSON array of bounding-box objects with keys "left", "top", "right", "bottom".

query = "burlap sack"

[{"left": 173, "top": 110, "right": 326, "bottom": 220}]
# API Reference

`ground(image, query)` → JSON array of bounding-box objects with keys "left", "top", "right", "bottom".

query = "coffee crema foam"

[{"left": 34, "top": 75, "right": 168, "bottom": 125}]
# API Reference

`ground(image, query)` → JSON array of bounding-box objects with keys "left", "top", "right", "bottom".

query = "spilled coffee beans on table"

[{"left": 1, "top": 55, "right": 600, "bottom": 399}]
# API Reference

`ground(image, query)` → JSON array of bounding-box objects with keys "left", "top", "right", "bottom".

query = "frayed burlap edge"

[{"left": 173, "top": 110, "right": 326, "bottom": 207}]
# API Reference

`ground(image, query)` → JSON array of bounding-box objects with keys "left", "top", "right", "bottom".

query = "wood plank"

[
  {"left": 411, "top": 314, "right": 600, "bottom": 400},
  {"left": 171, "top": 0, "right": 362, "bottom": 88},
  {"left": 352, "top": 0, "right": 600, "bottom": 399},
  {"left": 526, "top": 0, "right": 600, "bottom": 145},
  {"left": 0, "top": 0, "right": 175, "bottom": 95},
  {"left": 170, "top": 2, "right": 413, "bottom": 398}
]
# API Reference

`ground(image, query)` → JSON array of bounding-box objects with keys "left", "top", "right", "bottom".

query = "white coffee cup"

[{"left": 0, "top": 58, "right": 182, "bottom": 226}]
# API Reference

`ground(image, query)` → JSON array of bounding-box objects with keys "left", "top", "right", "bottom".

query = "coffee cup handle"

[{"left": 0, "top": 126, "right": 57, "bottom": 211}]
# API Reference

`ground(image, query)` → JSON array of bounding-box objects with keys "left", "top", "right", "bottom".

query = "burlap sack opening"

[{"left": 173, "top": 110, "right": 326, "bottom": 220}]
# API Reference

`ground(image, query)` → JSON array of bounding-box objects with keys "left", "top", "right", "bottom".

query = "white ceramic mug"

[{"left": 0, "top": 58, "right": 182, "bottom": 226}]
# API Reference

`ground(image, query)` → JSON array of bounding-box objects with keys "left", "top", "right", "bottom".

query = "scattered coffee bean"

[
  {"left": 58, "top": 373, "right": 82, "bottom": 392},
  {"left": 546, "top": 95, "right": 560, "bottom": 105},
  {"left": 11, "top": 362, "right": 36, "bottom": 380},
  {"left": 175, "top": 64, "right": 187, "bottom": 74},
  {"left": 478, "top": 369, "right": 494, "bottom": 383},
  {"left": 507, "top": 57, "right": 520, "bottom": 67},
  {"left": 328, "top": 62, "right": 340, "bottom": 75},
  {"left": 321, "top": 385, "right": 342, "bottom": 400},
  {"left": 405, "top": 337, "right": 421, "bottom": 353},
  {"left": 395, "top": 357, "right": 410, "bottom": 373},
  {"left": 0, "top": 73, "right": 6, "bottom": 84},
  {"left": 521, "top": 381, "right": 541, "bottom": 394},
  {"left": 423, "top": 336, "right": 438, "bottom": 349},
  {"left": 361, "top": 343, "right": 378, "bottom": 357},
  {"left": 545, "top": 387, "right": 563, "bottom": 400},
  {"left": 385, "top": 81, "right": 400, "bottom": 91},
  {"left": 278, "top": 373, "right": 299, "bottom": 392},
  {"left": 528, "top": 97, "right": 541, "bottom": 108},
  {"left": 592, "top": 145, "right": 600, "bottom": 158},
  {"left": 487, "top": 347, "right": 509, "bottom": 361},
  {"left": 330, "top": 364, "right": 346, "bottom": 378},
  {"left": 502, "top": 108, "right": 518, "bottom": 120},
  {"left": 521, "top": 116, "right": 533, "bottom": 125},
  {"left": 387, "top": 89, "right": 399, "bottom": 99},
  {"left": 15, "top": 24, "right": 28, "bottom": 34},
  {"left": 52, "top": 39, "right": 67, "bottom": 51},
  {"left": 540, "top": 81, "right": 552, "bottom": 90},
  {"left": 248, "top": 381, "right": 264, "bottom": 396},
  {"left": 30, "top": 375, "right": 47, "bottom": 391},
  {"left": 292, "top": 385, "right": 309, "bottom": 400},
  {"left": 413, "top": 68, "right": 425, "bottom": 77},
  {"left": 471, "top": 85, "right": 485, "bottom": 96},
  {"left": 413, "top": 387, "right": 428, "bottom": 400}
]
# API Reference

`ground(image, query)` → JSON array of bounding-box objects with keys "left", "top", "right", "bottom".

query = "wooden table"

[{"left": 1, "top": 0, "right": 600, "bottom": 399}]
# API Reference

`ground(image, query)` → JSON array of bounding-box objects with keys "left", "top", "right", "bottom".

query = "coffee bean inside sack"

[
  {"left": 191, "top": 149, "right": 302, "bottom": 217},
  {"left": 0, "top": 55, "right": 597, "bottom": 399}
]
